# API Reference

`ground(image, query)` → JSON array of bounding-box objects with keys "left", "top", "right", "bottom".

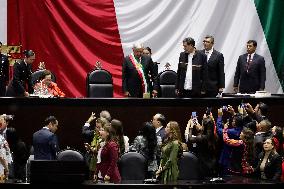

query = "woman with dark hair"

[
  {"left": 94, "top": 125, "right": 121, "bottom": 183},
  {"left": 254, "top": 137, "right": 282, "bottom": 181},
  {"left": 185, "top": 115, "right": 218, "bottom": 178},
  {"left": 110, "top": 119, "right": 129, "bottom": 155},
  {"left": 156, "top": 121, "right": 183, "bottom": 183},
  {"left": 33, "top": 69, "right": 65, "bottom": 97},
  {"left": 131, "top": 122, "right": 158, "bottom": 178},
  {"left": 223, "top": 123, "right": 255, "bottom": 176},
  {"left": 6, "top": 50, "right": 35, "bottom": 97},
  {"left": 6, "top": 127, "right": 29, "bottom": 182},
  {"left": 217, "top": 108, "right": 244, "bottom": 175}
]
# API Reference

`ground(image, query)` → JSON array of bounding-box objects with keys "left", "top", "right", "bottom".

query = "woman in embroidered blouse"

[
  {"left": 254, "top": 138, "right": 282, "bottom": 181},
  {"left": 33, "top": 70, "right": 65, "bottom": 97},
  {"left": 223, "top": 121, "right": 255, "bottom": 175},
  {"left": 0, "top": 115, "right": 12, "bottom": 181},
  {"left": 131, "top": 122, "right": 158, "bottom": 178},
  {"left": 85, "top": 117, "right": 109, "bottom": 178},
  {"left": 156, "top": 121, "right": 182, "bottom": 183}
]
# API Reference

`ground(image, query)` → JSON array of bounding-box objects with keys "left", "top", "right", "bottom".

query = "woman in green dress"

[{"left": 156, "top": 121, "right": 183, "bottom": 183}]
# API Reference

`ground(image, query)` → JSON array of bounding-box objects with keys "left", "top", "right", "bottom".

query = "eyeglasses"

[{"left": 203, "top": 40, "right": 212, "bottom": 44}]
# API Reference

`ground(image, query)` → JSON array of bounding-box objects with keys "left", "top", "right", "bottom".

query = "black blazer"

[
  {"left": 122, "top": 55, "right": 158, "bottom": 97},
  {"left": 254, "top": 151, "right": 282, "bottom": 181},
  {"left": 0, "top": 54, "right": 9, "bottom": 96},
  {"left": 175, "top": 51, "right": 208, "bottom": 94},
  {"left": 234, "top": 53, "right": 266, "bottom": 93},
  {"left": 201, "top": 49, "right": 225, "bottom": 93},
  {"left": 6, "top": 60, "right": 33, "bottom": 96}
]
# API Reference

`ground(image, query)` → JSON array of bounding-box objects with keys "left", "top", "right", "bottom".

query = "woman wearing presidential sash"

[{"left": 122, "top": 43, "right": 158, "bottom": 98}]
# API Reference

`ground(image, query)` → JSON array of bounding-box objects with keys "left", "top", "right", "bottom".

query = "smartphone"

[
  {"left": 206, "top": 107, "right": 212, "bottom": 116},
  {"left": 222, "top": 106, "right": 228, "bottom": 111},
  {"left": 241, "top": 103, "right": 247, "bottom": 108},
  {"left": 192, "top": 112, "right": 197, "bottom": 125}
]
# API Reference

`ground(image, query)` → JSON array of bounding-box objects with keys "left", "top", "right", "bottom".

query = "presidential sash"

[{"left": 129, "top": 53, "right": 148, "bottom": 93}]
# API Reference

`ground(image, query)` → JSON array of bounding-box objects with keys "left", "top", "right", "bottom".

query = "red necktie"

[{"left": 247, "top": 54, "right": 252, "bottom": 73}]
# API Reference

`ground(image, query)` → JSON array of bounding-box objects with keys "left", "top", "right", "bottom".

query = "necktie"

[{"left": 247, "top": 54, "right": 252, "bottom": 73}]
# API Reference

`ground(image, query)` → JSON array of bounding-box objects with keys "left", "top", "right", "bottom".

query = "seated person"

[{"left": 33, "top": 70, "right": 65, "bottom": 97}]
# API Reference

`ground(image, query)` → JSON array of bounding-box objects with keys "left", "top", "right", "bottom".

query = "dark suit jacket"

[
  {"left": 6, "top": 60, "right": 33, "bottom": 96},
  {"left": 176, "top": 51, "right": 208, "bottom": 96},
  {"left": 32, "top": 128, "right": 59, "bottom": 160},
  {"left": 254, "top": 151, "right": 282, "bottom": 181},
  {"left": 95, "top": 140, "right": 121, "bottom": 183},
  {"left": 202, "top": 49, "right": 225, "bottom": 95},
  {"left": 122, "top": 55, "right": 158, "bottom": 97},
  {"left": 156, "top": 127, "right": 166, "bottom": 141},
  {"left": 0, "top": 54, "right": 9, "bottom": 96},
  {"left": 234, "top": 53, "right": 266, "bottom": 93},
  {"left": 82, "top": 125, "right": 95, "bottom": 144}
]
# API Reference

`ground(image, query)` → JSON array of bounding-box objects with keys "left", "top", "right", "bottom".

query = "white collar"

[{"left": 156, "top": 126, "right": 163, "bottom": 133}]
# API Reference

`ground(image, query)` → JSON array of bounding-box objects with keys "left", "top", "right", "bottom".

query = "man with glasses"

[
  {"left": 202, "top": 35, "right": 225, "bottom": 97},
  {"left": 0, "top": 42, "right": 9, "bottom": 96}
]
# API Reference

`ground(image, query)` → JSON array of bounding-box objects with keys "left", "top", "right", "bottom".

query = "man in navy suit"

[
  {"left": 33, "top": 116, "right": 59, "bottom": 160},
  {"left": 202, "top": 35, "right": 225, "bottom": 97},
  {"left": 122, "top": 43, "right": 158, "bottom": 98},
  {"left": 0, "top": 42, "right": 9, "bottom": 96},
  {"left": 233, "top": 40, "right": 266, "bottom": 93},
  {"left": 175, "top": 37, "right": 208, "bottom": 98}
]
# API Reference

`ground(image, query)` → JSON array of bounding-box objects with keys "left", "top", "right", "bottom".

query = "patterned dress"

[{"left": 131, "top": 135, "right": 158, "bottom": 174}]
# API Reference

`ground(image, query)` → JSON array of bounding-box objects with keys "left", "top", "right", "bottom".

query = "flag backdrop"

[{"left": 0, "top": 0, "right": 283, "bottom": 97}]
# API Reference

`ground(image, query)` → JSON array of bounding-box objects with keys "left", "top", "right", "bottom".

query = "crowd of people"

[
  {"left": 1, "top": 101, "right": 282, "bottom": 184},
  {"left": 1, "top": 34, "right": 267, "bottom": 98}
]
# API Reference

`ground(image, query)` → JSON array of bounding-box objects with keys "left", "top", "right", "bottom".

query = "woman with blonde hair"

[{"left": 156, "top": 121, "right": 183, "bottom": 183}]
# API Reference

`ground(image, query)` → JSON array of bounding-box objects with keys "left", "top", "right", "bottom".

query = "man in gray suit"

[{"left": 234, "top": 40, "right": 266, "bottom": 93}]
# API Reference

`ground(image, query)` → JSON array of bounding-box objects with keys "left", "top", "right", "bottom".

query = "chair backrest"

[
  {"left": 158, "top": 70, "right": 177, "bottom": 98},
  {"left": 30, "top": 160, "right": 85, "bottom": 183},
  {"left": 178, "top": 151, "right": 199, "bottom": 180},
  {"left": 31, "top": 69, "right": 56, "bottom": 86},
  {"left": 86, "top": 69, "right": 113, "bottom": 97},
  {"left": 56, "top": 149, "right": 84, "bottom": 161},
  {"left": 118, "top": 152, "right": 147, "bottom": 180}
]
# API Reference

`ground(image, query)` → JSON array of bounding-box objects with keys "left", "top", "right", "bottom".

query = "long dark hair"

[
  {"left": 139, "top": 122, "right": 157, "bottom": 160},
  {"left": 241, "top": 128, "right": 255, "bottom": 164},
  {"left": 202, "top": 117, "right": 217, "bottom": 153},
  {"left": 111, "top": 119, "right": 125, "bottom": 154}
]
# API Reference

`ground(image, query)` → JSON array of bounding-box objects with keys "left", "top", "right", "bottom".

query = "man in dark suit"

[
  {"left": 176, "top": 37, "right": 208, "bottom": 97},
  {"left": 233, "top": 40, "right": 266, "bottom": 93},
  {"left": 202, "top": 35, "right": 225, "bottom": 97},
  {"left": 0, "top": 42, "right": 9, "bottom": 96},
  {"left": 122, "top": 43, "right": 158, "bottom": 98},
  {"left": 6, "top": 50, "right": 35, "bottom": 97},
  {"left": 152, "top": 113, "right": 166, "bottom": 165},
  {"left": 33, "top": 116, "right": 59, "bottom": 160}
]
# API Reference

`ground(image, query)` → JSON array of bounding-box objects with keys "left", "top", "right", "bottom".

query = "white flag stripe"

[
  {"left": 0, "top": 0, "right": 7, "bottom": 43},
  {"left": 114, "top": 0, "right": 283, "bottom": 93}
]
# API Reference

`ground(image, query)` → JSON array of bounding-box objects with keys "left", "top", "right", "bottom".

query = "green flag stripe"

[{"left": 254, "top": 0, "right": 284, "bottom": 87}]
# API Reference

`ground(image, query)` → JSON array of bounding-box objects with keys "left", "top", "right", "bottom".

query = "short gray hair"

[{"left": 133, "top": 42, "right": 144, "bottom": 49}]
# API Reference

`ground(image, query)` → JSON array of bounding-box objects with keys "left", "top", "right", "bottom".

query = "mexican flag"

[{"left": 1, "top": 0, "right": 283, "bottom": 97}]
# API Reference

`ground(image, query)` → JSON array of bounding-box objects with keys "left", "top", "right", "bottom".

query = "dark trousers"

[{"left": 180, "top": 89, "right": 201, "bottom": 98}]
